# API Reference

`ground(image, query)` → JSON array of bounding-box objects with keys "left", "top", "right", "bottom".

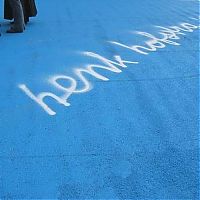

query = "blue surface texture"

[{"left": 0, "top": 0, "right": 199, "bottom": 199}]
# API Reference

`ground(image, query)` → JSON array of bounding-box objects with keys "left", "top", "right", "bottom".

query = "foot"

[
  {"left": 10, "top": 21, "right": 27, "bottom": 25},
  {"left": 10, "top": 24, "right": 25, "bottom": 30},
  {"left": 6, "top": 28, "right": 23, "bottom": 33}
]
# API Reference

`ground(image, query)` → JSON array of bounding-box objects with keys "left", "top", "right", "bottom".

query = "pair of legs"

[{"left": 7, "top": 0, "right": 25, "bottom": 33}]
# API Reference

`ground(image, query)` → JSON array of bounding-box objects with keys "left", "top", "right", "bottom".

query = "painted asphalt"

[{"left": 0, "top": 0, "right": 199, "bottom": 199}]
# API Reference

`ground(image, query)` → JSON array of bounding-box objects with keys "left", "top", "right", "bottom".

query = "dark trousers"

[{"left": 8, "top": 0, "right": 24, "bottom": 31}]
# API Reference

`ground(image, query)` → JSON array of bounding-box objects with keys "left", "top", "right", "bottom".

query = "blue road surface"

[{"left": 0, "top": 0, "right": 199, "bottom": 199}]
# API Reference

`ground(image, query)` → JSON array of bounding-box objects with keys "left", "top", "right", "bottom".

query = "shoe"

[
  {"left": 11, "top": 25, "right": 25, "bottom": 30},
  {"left": 10, "top": 21, "right": 25, "bottom": 30},
  {"left": 6, "top": 28, "right": 23, "bottom": 33},
  {"left": 11, "top": 21, "right": 27, "bottom": 25}
]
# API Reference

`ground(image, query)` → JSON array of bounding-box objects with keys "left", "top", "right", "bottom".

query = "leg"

[{"left": 7, "top": 0, "right": 24, "bottom": 32}]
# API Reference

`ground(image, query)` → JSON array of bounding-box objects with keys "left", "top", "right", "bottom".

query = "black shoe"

[
  {"left": 11, "top": 24, "right": 25, "bottom": 30},
  {"left": 10, "top": 22, "right": 26, "bottom": 30},
  {"left": 11, "top": 21, "right": 27, "bottom": 25},
  {"left": 6, "top": 28, "right": 23, "bottom": 33}
]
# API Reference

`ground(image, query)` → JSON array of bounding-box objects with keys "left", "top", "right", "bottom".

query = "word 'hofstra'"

[{"left": 18, "top": 17, "right": 199, "bottom": 116}]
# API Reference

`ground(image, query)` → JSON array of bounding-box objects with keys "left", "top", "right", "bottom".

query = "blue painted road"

[{"left": 0, "top": 0, "right": 199, "bottom": 199}]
